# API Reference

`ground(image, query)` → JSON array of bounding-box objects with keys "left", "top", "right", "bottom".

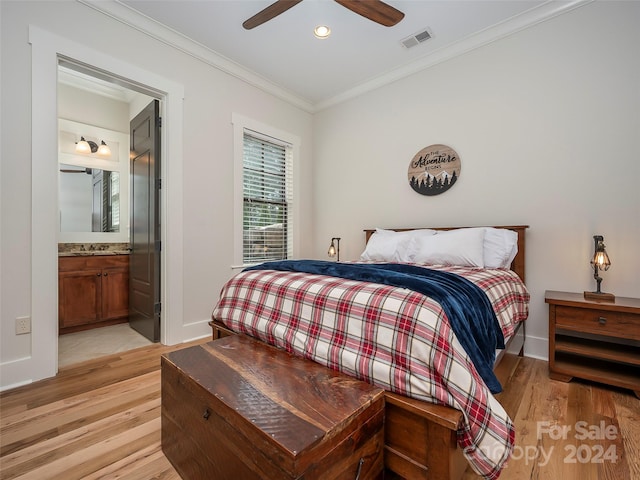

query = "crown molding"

[
  {"left": 78, "top": 0, "right": 316, "bottom": 113},
  {"left": 80, "top": 0, "right": 591, "bottom": 114},
  {"left": 316, "top": 0, "right": 593, "bottom": 111},
  {"left": 58, "top": 65, "right": 136, "bottom": 103}
]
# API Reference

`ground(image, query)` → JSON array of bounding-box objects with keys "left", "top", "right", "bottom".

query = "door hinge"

[
  {"left": 156, "top": 178, "right": 162, "bottom": 189},
  {"left": 154, "top": 302, "right": 162, "bottom": 314},
  {"left": 155, "top": 240, "right": 161, "bottom": 252},
  {"left": 157, "top": 116, "right": 162, "bottom": 127}
]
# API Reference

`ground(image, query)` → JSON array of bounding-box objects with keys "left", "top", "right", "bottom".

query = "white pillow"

[
  {"left": 483, "top": 227, "right": 518, "bottom": 268},
  {"left": 411, "top": 228, "right": 486, "bottom": 267},
  {"left": 360, "top": 228, "right": 436, "bottom": 262}
]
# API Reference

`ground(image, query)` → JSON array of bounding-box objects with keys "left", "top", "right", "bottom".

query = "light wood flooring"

[{"left": 1, "top": 342, "right": 638, "bottom": 479}]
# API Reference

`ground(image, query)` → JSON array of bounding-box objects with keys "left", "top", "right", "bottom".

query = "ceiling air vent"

[{"left": 401, "top": 28, "right": 433, "bottom": 49}]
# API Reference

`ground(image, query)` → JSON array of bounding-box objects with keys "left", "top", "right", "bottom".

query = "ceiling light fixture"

[{"left": 314, "top": 25, "right": 331, "bottom": 39}]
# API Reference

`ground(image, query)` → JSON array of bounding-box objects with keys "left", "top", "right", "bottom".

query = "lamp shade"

[
  {"left": 75, "top": 137, "right": 91, "bottom": 154},
  {"left": 591, "top": 250, "right": 611, "bottom": 271},
  {"left": 590, "top": 236, "right": 611, "bottom": 271},
  {"left": 97, "top": 141, "right": 111, "bottom": 157}
]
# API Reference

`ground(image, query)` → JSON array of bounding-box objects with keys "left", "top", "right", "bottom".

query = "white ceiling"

[{"left": 85, "top": 0, "right": 587, "bottom": 111}]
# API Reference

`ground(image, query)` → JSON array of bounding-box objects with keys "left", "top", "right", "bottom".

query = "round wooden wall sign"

[{"left": 408, "top": 144, "right": 461, "bottom": 196}]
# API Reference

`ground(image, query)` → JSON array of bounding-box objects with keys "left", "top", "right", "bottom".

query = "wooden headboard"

[{"left": 364, "top": 225, "right": 528, "bottom": 283}]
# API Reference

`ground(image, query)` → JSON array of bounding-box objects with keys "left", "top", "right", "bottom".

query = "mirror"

[{"left": 59, "top": 164, "right": 120, "bottom": 233}]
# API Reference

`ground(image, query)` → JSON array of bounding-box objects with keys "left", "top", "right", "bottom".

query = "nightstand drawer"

[{"left": 555, "top": 306, "right": 640, "bottom": 340}]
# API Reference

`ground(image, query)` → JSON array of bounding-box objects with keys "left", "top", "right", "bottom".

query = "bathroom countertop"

[
  {"left": 58, "top": 243, "right": 131, "bottom": 256},
  {"left": 58, "top": 250, "right": 131, "bottom": 257}
]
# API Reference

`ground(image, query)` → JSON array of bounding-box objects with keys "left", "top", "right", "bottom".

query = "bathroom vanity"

[{"left": 58, "top": 244, "right": 129, "bottom": 334}]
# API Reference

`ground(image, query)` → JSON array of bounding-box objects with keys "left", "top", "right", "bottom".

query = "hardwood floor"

[
  {"left": 463, "top": 355, "right": 640, "bottom": 480},
  {"left": 0, "top": 339, "right": 208, "bottom": 480},
  {"left": 1, "top": 342, "right": 638, "bottom": 480}
]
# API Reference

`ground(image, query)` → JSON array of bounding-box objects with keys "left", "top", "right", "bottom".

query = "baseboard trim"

[
  {"left": 0, "top": 356, "right": 34, "bottom": 391},
  {"left": 523, "top": 334, "right": 548, "bottom": 361}
]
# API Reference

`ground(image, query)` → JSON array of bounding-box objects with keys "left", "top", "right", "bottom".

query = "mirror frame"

[{"left": 58, "top": 119, "right": 130, "bottom": 243}]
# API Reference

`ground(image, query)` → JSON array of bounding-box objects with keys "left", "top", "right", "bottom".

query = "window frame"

[{"left": 232, "top": 114, "right": 300, "bottom": 268}]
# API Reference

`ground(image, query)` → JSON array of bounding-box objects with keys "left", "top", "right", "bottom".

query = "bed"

[{"left": 210, "top": 225, "right": 530, "bottom": 480}]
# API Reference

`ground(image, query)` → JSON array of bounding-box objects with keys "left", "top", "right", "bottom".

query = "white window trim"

[{"left": 232, "top": 114, "right": 301, "bottom": 269}]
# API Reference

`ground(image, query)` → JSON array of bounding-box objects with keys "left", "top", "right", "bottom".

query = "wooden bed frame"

[{"left": 210, "top": 225, "right": 528, "bottom": 480}]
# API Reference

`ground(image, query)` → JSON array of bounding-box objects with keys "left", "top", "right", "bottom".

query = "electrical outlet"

[{"left": 16, "top": 316, "right": 31, "bottom": 335}]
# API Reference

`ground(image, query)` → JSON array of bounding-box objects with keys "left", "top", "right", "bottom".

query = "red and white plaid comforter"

[{"left": 212, "top": 264, "right": 529, "bottom": 479}]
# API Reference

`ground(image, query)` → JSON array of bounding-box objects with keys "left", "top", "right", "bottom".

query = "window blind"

[
  {"left": 110, "top": 172, "right": 120, "bottom": 231},
  {"left": 243, "top": 130, "right": 293, "bottom": 264}
]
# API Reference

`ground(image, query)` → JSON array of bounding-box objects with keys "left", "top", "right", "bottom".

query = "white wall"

[
  {"left": 58, "top": 83, "right": 131, "bottom": 132},
  {"left": 0, "top": 1, "right": 314, "bottom": 388},
  {"left": 312, "top": 1, "right": 640, "bottom": 359}
]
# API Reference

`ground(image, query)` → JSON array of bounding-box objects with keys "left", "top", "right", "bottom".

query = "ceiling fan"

[{"left": 243, "top": 0, "right": 405, "bottom": 30}]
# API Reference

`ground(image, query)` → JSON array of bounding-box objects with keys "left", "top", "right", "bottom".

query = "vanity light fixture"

[
  {"left": 328, "top": 237, "right": 341, "bottom": 262},
  {"left": 584, "top": 234, "right": 614, "bottom": 302},
  {"left": 75, "top": 137, "right": 111, "bottom": 157},
  {"left": 314, "top": 25, "right": 331, "bottom": 39}
]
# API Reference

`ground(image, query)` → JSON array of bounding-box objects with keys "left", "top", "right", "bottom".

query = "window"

[
  {"left": 108, "top": 171, "right": 120, "bottom": 232},
  {"left": 233, "top": 114, "right": 299, "bottom": 267}
]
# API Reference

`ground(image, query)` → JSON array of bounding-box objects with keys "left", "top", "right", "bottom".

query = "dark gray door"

[{"left": 129, "top": 100, "right": 161, "bottom": 342}]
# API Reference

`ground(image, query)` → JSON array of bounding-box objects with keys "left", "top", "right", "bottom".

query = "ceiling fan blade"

[
  {"left": 334, "top": 0, "right": 404, "bottom": 27},
  {"left": 243, "top": 0, "right": 304, "bottom": 30},
  {"left": 60, "top": 168, "right": 92, "bottom": 174}
]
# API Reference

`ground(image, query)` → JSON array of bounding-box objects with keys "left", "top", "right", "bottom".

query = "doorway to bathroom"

[{"left": 57, "top": 61, "right": 161, "bottom": 367}]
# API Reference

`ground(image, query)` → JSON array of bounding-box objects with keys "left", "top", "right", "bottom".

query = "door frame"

[{"left": 27, "top": 26, "right": 185, "bottom": 384}]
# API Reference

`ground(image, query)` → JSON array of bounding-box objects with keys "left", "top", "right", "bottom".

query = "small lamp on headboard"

[
  {"left": 584, "top": 235, "right": 614, "bottom": 302},
  {"left": 328, "top": 237, "right": 341, "bottom": 262}
]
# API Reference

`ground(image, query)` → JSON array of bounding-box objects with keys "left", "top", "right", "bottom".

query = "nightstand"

[{"left": 545, "top": 290, "right": 640, "bottom": 396}]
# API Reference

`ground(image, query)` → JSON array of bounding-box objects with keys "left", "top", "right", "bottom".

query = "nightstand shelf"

[
  {"left": 545, "top": 290, "right": 640, "bottom": 397},
  {"left": 555, "top": 335, "right": 640, "bottom": 366}
]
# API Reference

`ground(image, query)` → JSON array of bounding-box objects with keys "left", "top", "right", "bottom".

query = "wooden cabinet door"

[
  {"left": 102, "top": 266, "right": 129, "bottom": 320},
  {"left": 59, "top": 269, "right": 102, "bottom": 328}
]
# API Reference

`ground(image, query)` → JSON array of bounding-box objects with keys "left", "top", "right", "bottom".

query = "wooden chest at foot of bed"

[{"left": 161, "top": 335, "right": 385, "bottom": 480}]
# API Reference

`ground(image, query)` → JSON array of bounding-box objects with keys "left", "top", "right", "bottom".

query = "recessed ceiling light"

[{"left": 314, "top": 25, "right": 331, "bottom": 39}]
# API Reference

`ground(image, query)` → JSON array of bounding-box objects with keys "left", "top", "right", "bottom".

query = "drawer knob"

[
  {"left": 202, "top": 409, "right": 211, "bottom": 420},
  {"left": 598, "top": 316, "right": 607, "bottom": 325}
]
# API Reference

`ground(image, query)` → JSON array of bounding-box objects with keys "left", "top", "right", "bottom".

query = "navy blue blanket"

[{"left": 245, "top": 260, "right": 505, "bottom": 393}]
